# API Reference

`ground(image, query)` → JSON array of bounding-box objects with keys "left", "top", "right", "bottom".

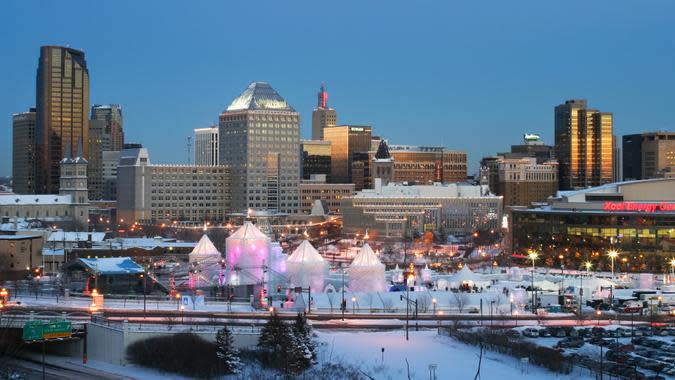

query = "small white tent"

[
  {"left": 349, "top": 243, "right": 386, "bottom": 292},
  {"left": 287, "top": 240, "right": 326, "bottom": 291},
  {"left": 188, "top": 234, "right": 223, "bottom": 287}
]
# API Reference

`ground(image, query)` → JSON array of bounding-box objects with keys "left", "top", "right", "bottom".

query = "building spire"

[{"left": 317, "top": 83, "right": 328, "bottom": 108}]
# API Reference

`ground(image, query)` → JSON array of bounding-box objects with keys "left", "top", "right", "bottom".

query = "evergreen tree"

[
  {"left": 215, "top": 326, "right": 241, "bottom": 374},
  {"left": 257, "top": 312, "right": 313, "bottom": 374},
  {"left": 293, "top": 313, "right": 316, "bottom": 362}
]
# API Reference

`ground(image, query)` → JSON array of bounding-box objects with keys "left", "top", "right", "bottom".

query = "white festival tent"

[
  {"left": 188, "top": 234, "right": 223, "bottom": 287},
  {"left": 446, "top": 265, "right": 490, "bottom": 288},
  {"left": 287, "top": 240, "right": 327, "bottom": 292},
  {"left": 226, "top": 221, "right": 271, "bottom": 286},
  {"left": 348, "top": 243, "right": 386, "bottom": 292}
]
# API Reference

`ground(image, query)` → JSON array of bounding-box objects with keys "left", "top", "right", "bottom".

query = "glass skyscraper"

[
  {"left": 36, "top": 46, "right": 89, "bottom": 194},
  {"left": 554, "top": 99, "right": 613, "bottom": 190},
  {"left": 219, "top": 82, "right": 300, "bottom": 213}
]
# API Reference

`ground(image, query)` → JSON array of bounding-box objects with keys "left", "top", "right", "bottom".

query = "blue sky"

[{"left": 1, "top": 0, "right": 674, "bottom": 177}]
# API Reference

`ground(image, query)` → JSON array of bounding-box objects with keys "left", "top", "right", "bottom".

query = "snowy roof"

[
  {"left": 225, "top": 82, "right": 295, "bottom": 112},
  {"left": 354, "top": 182, "right": 495, "bottom": 199},
  {"left": 350, "top": 243, "right": 383, "bottom": 267},
  {"left": 42, "top": 248, "right": 65, "bottom": 256},
  {"left": 190, "top": 234, "right": 221, "bottom": 256},
  {"left": 48, "top": 231, "right": 106, "bottom": 243},
  {"left": 288, "top": 240, "right": 325, "bottom": 264},
  {"left": 310, "top": 200, "right": 325, "bottom": 216},
  {"left": 0, "top": 194, "right": 73, "bottom": 206},
  {"left": 78, "top": 257, "right": 144, "bottom": 275},
  {"left": 227, "top": 221, "right": 270, "bottom": 241},
  {"left": 91, "top": 237, "right": 195, "bottom": 250},
  {"left": 0, "top": 234, "right": 41, "bottom": 240}
]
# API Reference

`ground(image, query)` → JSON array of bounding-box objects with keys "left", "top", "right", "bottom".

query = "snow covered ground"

[{"left": 314, "top": 329, "right": 594, "bottom": 380}]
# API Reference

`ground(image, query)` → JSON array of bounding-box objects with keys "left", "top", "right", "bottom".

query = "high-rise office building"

[
  {"left": 88, "top": 104, "right": 124, "bottom": 200},
  {"left": 311, "top": 84, "right": 336, "bottom": 140},
  {"left": 641, "top": 131, "right": 675, "bottom": 179},
  {"left": 623, "top": 131, "right": 675, "bottom": 180},
  {"left": 194, "top": 125, "right": 219, "bottom": 166},
  {"left": 12, "top": 108, "right": 37, "bottom": 194},
  {"left": 36, "top": 46, "right": 90, "bottom": 194},
  {"left": 301, "top": 140, "right": 331, "bottom": 180},
  {"left": 323, "top": 125, "right": 372, "bottom": 184},
  {"left": 219, "top": 82, "right": 300, "bottom": 213},
  {"left": 554, "top": 99, "right": 613, "bottom": 190},
  {"left": 622, "top": 134, "right": 643, "bottom": 180},
  {"left": 90, "top": 104, "right": 124, "bottom": 151},
  {"left": 369, "top": 145, "right": 468, "bottom": 185},
  {"left": 499, "top": 133, "right": 555, "bottom": 164}
]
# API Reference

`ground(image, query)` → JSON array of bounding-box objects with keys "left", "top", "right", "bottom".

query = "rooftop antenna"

[{"left": 187, "top": 136, "right": 192, "bottom": 165}]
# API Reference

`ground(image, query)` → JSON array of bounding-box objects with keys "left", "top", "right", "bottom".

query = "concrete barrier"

[{"left": 86, "top": 321, "right": 261, "bottom": 365}]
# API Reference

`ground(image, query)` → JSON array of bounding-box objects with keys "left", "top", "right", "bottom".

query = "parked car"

[
  {"left": 557, "top": 337, "right": 584, "bottom": 348},
  {"left": 547, "top": 327, "right": 566, "bottom": 338},
  {"left": 616, "top": 328, "right": 631, "bottom": 337},
  {"left": 522, "top": 328, "right": 539, "bottom": 338},
  {"left": 538, "top": 329, "right": 551, "bottom": 337}
]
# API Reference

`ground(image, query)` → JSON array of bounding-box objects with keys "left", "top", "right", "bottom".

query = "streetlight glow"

[{"left": 608, "top": 249, "right": 620, "bottom": 278}]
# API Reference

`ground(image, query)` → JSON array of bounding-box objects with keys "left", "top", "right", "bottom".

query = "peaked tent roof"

[
  {"left": 351, "top": 243, "right": 383, "bottom": 267},
  {"left": 191, "top": 234, "right": 221, "bottom": 256},
  {"left": 288, "top": 240, "right": 325, "bottom": 263},
  {"left": 226, "top": 82, "right": 295, "bottom": 112},
  {"left": 227, "top": 221, "right": 270, "bottom": 241},
  {"left": 448, "top": 265, "right": 484, "bottom": 283}
]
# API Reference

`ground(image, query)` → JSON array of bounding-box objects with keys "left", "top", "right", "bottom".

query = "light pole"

[
  {"left": 351, "top": 296, "right": 356, "bottom": 314},
  {"left": 607, "top": 249, "right": 619, "bottom": 279},
  {"left": 528, "top": 250, "right": 538, "bottom": 312},
  {"left": 432, "top": 297, "right": 437, "bottom": 315},
  {"left": 596, "top": 309, "right": 602, "bottom": 326},
  {"left": 341, "top": 269, "right": 346, "bottom": 321}
]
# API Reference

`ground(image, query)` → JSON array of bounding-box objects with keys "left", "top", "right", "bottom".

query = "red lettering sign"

[{"left": 603, "top": 202, "right": 675, "bottom": 213}]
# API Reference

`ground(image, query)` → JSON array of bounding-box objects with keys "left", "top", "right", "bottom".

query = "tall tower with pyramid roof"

[
  {"left": 219, "top": 82, "right": 300, "bottom": 214},
  {"left": 59, "top": 138, "right": 90, "bottom": 228}
]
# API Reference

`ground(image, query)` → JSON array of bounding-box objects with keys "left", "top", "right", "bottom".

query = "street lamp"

[
  {"left": 528, "top": 250, "right": 539, "bottom": 312},
  {"left": 514, "top": 310, "right": 519, "bottom": 327},
  {"left": 607, "top": 249, "right": 619, "bottom": 279},
  {"left": 432, "top": 297, "right": 437, "bottom": 315},
  {"left": 596, "top": 309, "right": 602, "bottom": 326},
  {"left": 351, "top": 296, "right": 356, "bottom": 314},
  {"left": 584, "top": 261, "right": 593, "bottom": 274}
]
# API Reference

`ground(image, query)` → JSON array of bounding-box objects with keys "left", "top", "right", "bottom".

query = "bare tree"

[
  {"left": 451, "top": 293, "right": 469, "bottom": 313},
  {"left": 417, "top": 294, "right": 431, "bottom": 313}
]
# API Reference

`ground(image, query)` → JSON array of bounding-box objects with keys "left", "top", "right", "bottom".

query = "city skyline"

[{"left": 2, "top": 1, "right": 675, "bottom": 178}]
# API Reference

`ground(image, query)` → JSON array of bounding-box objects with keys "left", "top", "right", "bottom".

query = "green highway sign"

[
  {"left": 22, "top": 321, "right": 44, "bottom": 341},
  {"left": 22, "top": 320, "right": 72, "bottom": 341}
]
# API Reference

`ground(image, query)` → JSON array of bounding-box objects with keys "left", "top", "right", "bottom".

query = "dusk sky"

[{"left": 1, "top": 0, "right": 674, "bottom": 177}]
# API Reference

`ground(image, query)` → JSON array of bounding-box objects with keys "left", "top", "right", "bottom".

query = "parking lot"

[{"left": 515, "top": 324, "right": 675, "bottom": 379}]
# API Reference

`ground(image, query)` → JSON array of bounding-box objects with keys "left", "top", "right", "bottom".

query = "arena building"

[{"left": 509, "top": 178, "right": 675, "bottom": 272}]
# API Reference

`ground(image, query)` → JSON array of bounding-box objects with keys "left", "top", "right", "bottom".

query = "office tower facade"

[
  {"left": 90, "top": 104, "right": 124, "bottom": 151},
  {"left": 311, "top": 84, "right": 336, "bottom": 140},
  {"left": 219, "top": 82, "right": 300, "bottom": 213},
  {"left": 368, "top": 145, "right": 468, "bottom": 185},
  {"left": 299, "top": 175, "right": 355, "bottom": 215},
  {"left": 612, "top": 135, "right": 622, "bottom": 181},
  {"left": 301, "top": 140, "right": 331, "bottom": 180},
  {"left": 323, "top": 125, "right": 372, "bottom": 184},
  {"left": 194, "top": 125, "right": 219, "bottom": 166},
  {"left": 622, "top": 134, "right": 643, "bottom": 180},
  {"left": 36, "top": 46, "right": 90, "bottom": 194},
  {"left": 641, "top": 131, "right": 675, "bottom": 178},
  {"left": 88, "top": 104, "right": 124, "bottom": 200},
  {"left": 497, "top": 157, "right": 558, "bottom": 207},
  {"left": 554, "top": 99, "right": 613, "bottom": 190},
  {"left": 117, "top": 147, "right": 231, "bottom": 223},
  {"left": 12, "top": 108, "right": 37, "bottom": 194}
]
